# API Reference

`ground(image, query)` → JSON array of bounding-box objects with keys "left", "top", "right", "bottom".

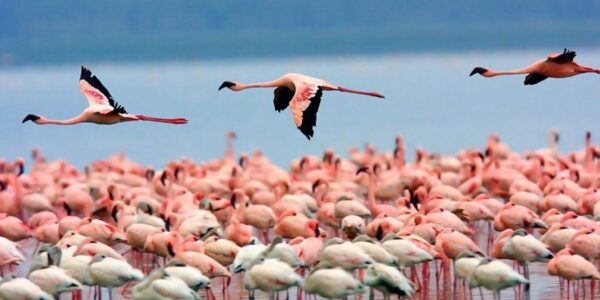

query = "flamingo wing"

[
  {"left": 289, "top": 82, "right": 323, "bottom": 140},
  {"left": 79, "top": 66, "right": 128, "bottom": 114},
  {"left": 273, "top": 86, "right": 293, "bottom": 112},
  {"left": 547, "top": 49, "right": 576, "bottom": 64},
  {"left": 524, "top": 73, "right": 548, "bottom": 85}
]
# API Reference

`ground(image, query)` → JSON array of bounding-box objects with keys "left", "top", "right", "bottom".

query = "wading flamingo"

[{"left": 22, "top": 66, "right": 187, "bottom": 125}]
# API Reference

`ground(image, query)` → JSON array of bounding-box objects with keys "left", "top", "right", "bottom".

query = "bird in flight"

[
  {"left": 469, "top": 49, "right": 600, "bottom": 85},
  {"left": 218, "top": 73, "right": 384, "bottom": 140},
  {"left": 22, "top": 66, "right": 188, "bottom": 126}
]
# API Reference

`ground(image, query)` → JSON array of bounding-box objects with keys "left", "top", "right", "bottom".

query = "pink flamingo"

[
  {"left": 22, "top": 66, "right": 187, "bottom": 126},
  {"left": 470, "top": 49, "right": 600, "bottom": 85},
  {"left": 219, "top": 73, "right": 384, "bottom": 139}
]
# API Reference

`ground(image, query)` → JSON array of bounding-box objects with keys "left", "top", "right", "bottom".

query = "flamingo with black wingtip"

[
  {"left": 218, "top": 73, "right": 384, "bottom": 140},
  {"left": 22, "top": 66, "right": 188, "bottom": 126},
  {"left": 470, "top": 49, "right": 600, "bottom": 85}
]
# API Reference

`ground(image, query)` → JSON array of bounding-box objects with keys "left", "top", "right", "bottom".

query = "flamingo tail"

[
  {"left": 337, "top": 86, "right": 385, "bottom": 98},
  {"left": 136, "top": 115, "right": 188, "bottom": 124}
]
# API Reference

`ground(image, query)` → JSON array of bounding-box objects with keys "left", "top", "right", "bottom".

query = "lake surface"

[{"left": 1, "top": 48, "right": 600, "bottom": 169}]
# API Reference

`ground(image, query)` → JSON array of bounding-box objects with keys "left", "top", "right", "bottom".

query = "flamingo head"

[
  {"left": 22, "top": 114, "right": 41, "bottom": 124},
  {"left": 356, "top": 166, "right": 371, "bottom": 176},
  {"left": 469, "top": 67, "right": 490, "bottom": 77},
  {"left": 218, "top": 81, "right": 238, "bottom": 91}
]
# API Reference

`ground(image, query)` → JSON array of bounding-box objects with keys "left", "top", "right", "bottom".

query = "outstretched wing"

[
  {"left": 289, "top": 83, "right": 323, "bottom": 140},
  {"left": 79, "top": 66, "right": 127, "bottom": 114},
  {"left": 524, "top": 73, "right": 549, "bottom": 85},
  {"left": 273, "top": 86, "right": 293, "bottom": 112},
  {"left": 547, "top": 49, "right": 576, "bottom": 64}
]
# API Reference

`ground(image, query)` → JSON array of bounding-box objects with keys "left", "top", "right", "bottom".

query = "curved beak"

[
  {"left": 160, "top": 171, "right": 167, "bottom": 186},
  {"left": 230, "top": 193, "right": 237, "bottom": 209},
  {"left": 218, "top": 81, "right": 236, "bottom": 91},
  {"left": 356, "top": 166, "right": 369, "bottom": 176},
  {"left": 167, "top": 242, "right": 175, "bottom": 257},
  {"left": 22, "top": 114, "right": 40, "bottom": 123}
]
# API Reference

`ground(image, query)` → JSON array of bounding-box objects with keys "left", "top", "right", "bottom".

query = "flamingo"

[
  {"left": 467, "top": 258, "right": 528, "bottom": 300},
  {"left": 364, "top": 263, "right": 415, "bottom": 300},
  {"left": 88, "top": 253, "right": 144, "bottom": 300},
  {"left": 132, "top": 268, "right": 200, "bottom": 300},
  {"left": 470, "top": 49, "right": 600, "bottom": 85},
  {"left": 304, "top": 263, "right": 366, "bottom": 299},
  {"left": 548, "top": 248, "right": 600, "bottom": 298},
  {"left": 218, "top": 73, "right": 384, "bottom": 139},
  {"left": 244, "top": 258, "right": 303, "bottom": 300},
  {"left": 164, "top": 259, "right": 211, "bottom": 291},
  {"left": 22, "top": 66, "right": 187, "bottom": 125},
  {"left": 0, "top": 278, "right": 53, "bottom": 300}
]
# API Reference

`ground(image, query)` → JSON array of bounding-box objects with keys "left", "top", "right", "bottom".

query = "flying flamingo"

[
  {"left": 218, "top": 73, "right": 384, "bottom": 139},
  {"left": 470, "top": 49, "right": 600, "bottom": 85},
  {"left": 22, "top": 66, "right": 187, "bottom": 125}
]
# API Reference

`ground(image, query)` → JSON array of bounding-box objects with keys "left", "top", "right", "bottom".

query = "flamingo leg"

[
  {"left": 523, "top": 262, "right": 530, "bottom": 300},
  {"left": 136, "top": 115, "right": 188, "bottom": 124}
]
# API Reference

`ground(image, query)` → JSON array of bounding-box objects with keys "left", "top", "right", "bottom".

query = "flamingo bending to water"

[
  {"left": 22, "top": 66, "right": 187, "bottom": 125},
  {"left": 218, "top": 73, "right": 384, "bottom": 139},
  {"left": 470, "top": 49, "right": 600, "bottom": 85}
]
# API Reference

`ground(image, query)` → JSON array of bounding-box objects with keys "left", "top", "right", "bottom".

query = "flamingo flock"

[
  {"left": 8, "top": 48, "right": 600, "bottom": 299},
  {"left": 0, "top": 129, "right": 597, "bottom": 299}
]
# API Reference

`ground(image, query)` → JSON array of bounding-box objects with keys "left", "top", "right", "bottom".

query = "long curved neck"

[
  {"left": 487, "top": 67, "right": 532, "bottom": 77},
  {"left": 38, "top": 115, "right": 84, "bottom": 125},
  {"left": 235, "top": 79, "right": 283, "bottom": 91},
  {"left": 367, "top": 175, "right": 377, "bottom": 212}
]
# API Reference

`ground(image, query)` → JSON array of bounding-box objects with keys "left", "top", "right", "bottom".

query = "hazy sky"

[{"left": 2, "top": 1, "right": 600, "bottom": 65}]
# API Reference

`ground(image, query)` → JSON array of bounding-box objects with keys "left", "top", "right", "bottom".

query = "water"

[
  {"left": 9, "top": 224, "right": 581, "bottom": 300},
  {"left": 1, "top": 48, "right": 600, "bottom": 169}
]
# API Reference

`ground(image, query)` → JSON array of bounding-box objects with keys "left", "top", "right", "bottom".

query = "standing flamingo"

[
  {"left": 22, "top": 66, "right": 187, "bottom": 125},
  {"left": 470, "top": 49, "right": 600, "bottom": 85},
  {"left": 218, "top": 73, "right": 384, "bottom": 139}
]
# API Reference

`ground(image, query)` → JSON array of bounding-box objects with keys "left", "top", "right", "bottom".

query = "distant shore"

[{"left": 3, "top": 22, "right": 600, "bottom": 67}]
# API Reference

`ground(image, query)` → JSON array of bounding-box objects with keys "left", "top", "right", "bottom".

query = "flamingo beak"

[
  {"left": 469, "top": 67, "right": 488, "bottom": 77},
  {"left": 218, "top": 81, "right": 236, "bottom": 91},
  {"left": 230, "top": 194, "right": 237, "bottom": 209},
  {"left": 356, "top": 166, "right": 369, "bottom": 176},
  {"left": 110, "top": 206, "right": 118, "bottom": 222},
  {"left": 375, "top": 225, "right": 384, "bottom": 241},
  {"left": 315, "top": 226, "right": 320, "bottom": 237},
  {"left": 22, "top": 114, "right": 40, "bottom": 123},
  {"left": 160, "top": 172, "right": 167, "bottom": 186},
  {"left": 63, "top": 203, "right": 73, "bottom": 216},
  {"left": 167, "top": 243, "right": 175, "bottom": 257},
  {"left": 312, "top": 179, "right": 322, "bottom": 194}
]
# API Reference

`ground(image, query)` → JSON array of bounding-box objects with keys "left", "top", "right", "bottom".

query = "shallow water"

[{"left": 7, "top": 222, "right": 590, "bottom": 300}]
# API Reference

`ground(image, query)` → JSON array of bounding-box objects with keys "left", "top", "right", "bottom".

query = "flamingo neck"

[
  {"left": 235, "top": 79, "right": 282, "bottom": 91},
  {"left": 367, "top": 176, "right": 377, "bottom": 212},
  {"left": 486, "top": 68, "right": 531, "bottom": 77},
  {"left": 38, "top": 115, "right": 83, "bottom": 125}
]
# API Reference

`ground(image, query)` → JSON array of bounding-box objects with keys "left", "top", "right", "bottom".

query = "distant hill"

[{"left": 2, "top": 1, "right": 600, "bottom": 65}]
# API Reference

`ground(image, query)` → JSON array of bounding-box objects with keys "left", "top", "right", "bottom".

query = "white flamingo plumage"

[
  {"left": 22, "top": 66, "right": 188, "bottom": 126},
  {"left": 219, "top": 73, "right": 384, "bottom": 139}
]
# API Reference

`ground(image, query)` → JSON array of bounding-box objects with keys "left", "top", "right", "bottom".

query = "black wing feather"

[
  {"left": 547, "top": 49, "right": 576, "bottom": 64},
  {"left": 80, "top": 66, "right": 127, "bottom": 114},
  {"left": 297, "top": 87, "right": 323, "bottom": 140},
  {"left": 524, "top": 73, "right": 549, "bottom": 85},
  {"left": 273, "top": 86, "right": 293, "bottom": 112}
]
